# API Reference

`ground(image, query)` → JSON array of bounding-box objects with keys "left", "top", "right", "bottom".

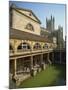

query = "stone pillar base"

[
  {"left": 30, "top": 68, "right": 37, "bottom": 77},
  {"left": 37, "top": 68, "right": 41, "bottom": 72},
  {"left": 48, "top": 59, "right": 52, "bottom": 65},
  {"left": 41, "top": 63, "right": 46, "bottom": 70},
  {"left": 12, "top": 75, "right": 20, "bottom": 86},
  {"left": 16, "top": 80, "right": 20, "bottom": 86}
]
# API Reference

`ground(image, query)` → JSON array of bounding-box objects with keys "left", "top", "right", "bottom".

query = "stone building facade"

[{"left": 9, "top": 4, "right": 57, "bottom": 86}]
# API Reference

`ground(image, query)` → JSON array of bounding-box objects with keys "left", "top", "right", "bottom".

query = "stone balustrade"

[{"left": 10, "top": 48, "right": 53, "bottom": 56}]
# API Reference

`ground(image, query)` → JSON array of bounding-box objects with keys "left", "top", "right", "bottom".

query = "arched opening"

[
  {"left": 17, "top": 42, "right": 31, "bottom": 51},
  {"left": 25, "top": 23, "right": 34, "bottom": 31},
  {"left": 43, "top": 44, "right": 48, "bottom": 49},
  {"left": 33, "top": 43, "right": 41, "bottom": 50}
]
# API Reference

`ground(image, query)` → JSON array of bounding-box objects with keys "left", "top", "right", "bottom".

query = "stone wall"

[{"left": 12, "top": 10, "right": 41, "bottom": 35}]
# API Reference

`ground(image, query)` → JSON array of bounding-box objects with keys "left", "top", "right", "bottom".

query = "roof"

[
  {"left": 10, "top": 28, "right": 51, "bottom": 43},
  {"left": 41, "top": 27, "right": 51, "bottom": 33},
  {"left": 10, "top": 4, "right": 41, "bottom": 24}
]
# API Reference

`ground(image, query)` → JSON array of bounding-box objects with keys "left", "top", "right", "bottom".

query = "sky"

[{"left": 9, "top": 1, "right": 66, "bottom": 40}]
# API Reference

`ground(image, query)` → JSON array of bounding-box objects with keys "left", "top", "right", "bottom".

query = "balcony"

[
  {"left": 32, "top": 48, "right": 42, "bottom": 53},
  {"left": 9, "top": 48, "right": 53, "bottom": 56},
  {"left": 17, "top": 49, "right": 31, "bottom": 55}
]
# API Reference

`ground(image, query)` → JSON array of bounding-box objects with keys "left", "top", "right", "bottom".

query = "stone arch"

[{"left": 17, "top": 42, "right": 31, "bottom": 50}]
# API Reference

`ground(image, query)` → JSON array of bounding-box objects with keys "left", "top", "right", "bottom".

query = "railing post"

[{"left": 47, "top": 53, "right": 52, "bottom": 64}]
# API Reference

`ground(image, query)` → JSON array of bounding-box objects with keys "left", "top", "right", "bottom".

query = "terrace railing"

[{"left": 10, "top": 48, "right": 53, "bottom": 56}]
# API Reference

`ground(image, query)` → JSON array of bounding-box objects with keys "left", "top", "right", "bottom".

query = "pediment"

[{"left": 17, "top": 8, "right": 41, "bottom": 24}]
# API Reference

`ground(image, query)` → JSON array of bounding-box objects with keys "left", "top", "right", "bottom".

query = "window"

[
  {"left": 22, "top": 43, "right": 27, "bottom": 49},
  {"left": 17, "top": 42, "right": 31, "bottom": 50},
  {"left": 25, "top": 23, "right": 34, "bottom": 31},
  {"left": 43, "top": 44, "right": 48, "bottom": 49},
  {"left": 33, "top": 43, "right": 41, "bottom": 49}
]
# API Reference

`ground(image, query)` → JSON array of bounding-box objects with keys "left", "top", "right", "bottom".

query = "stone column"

[
  {"left": 31, "top": 41, "right": 34, "bottom": 51},
  {"left": 47, "top": 53, "right": 49, "bottom": 61},
  {"left": 12, "top": 59, "right": 18, "bottom": 84},
  {"left": 47, "top": 53, "right": 52, "bottom": 64},
  {"left": 52, "top": 52, "right": 54, "bottom": 63},
  {"left": 30, "top": 56, "right": 36, "bottom": 76},
  {"left": 14, "top": 40, "right": 17, "bottom": 54},
  {"left": 41, "top": 54, "right": 43, "bottom": 64},
  {"left": 13, "top": 59, "right": 17, "bottom": 76},
  {"left": 13, "top": 59, "right": 20, "bottom": 86},
  {"left": 31, "top": 56, "right": 33, "bottom": 69},
  {"left": 41, "top": 54, "right": 46, "bottom": 70}
]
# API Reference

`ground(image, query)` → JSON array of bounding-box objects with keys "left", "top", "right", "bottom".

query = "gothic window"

[{"left": 25, "top": 23, "right": 34, "bottom": 31}]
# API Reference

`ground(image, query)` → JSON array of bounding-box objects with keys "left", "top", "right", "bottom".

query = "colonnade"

[{"left": 10, "top": 52, "right": 54, "bottom": 77}]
